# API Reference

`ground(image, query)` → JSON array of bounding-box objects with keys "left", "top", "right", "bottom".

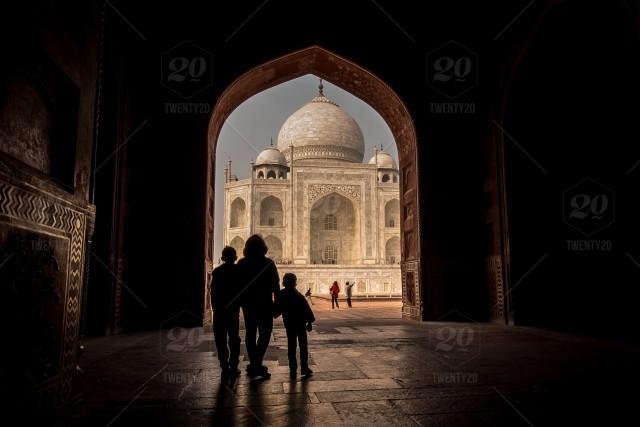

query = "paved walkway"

[
  {"left": 306, "top": 297, "right": 401, "bottom": 321},
  {"left": 64, "top": 305, "right": 640, "bottom": 426}
]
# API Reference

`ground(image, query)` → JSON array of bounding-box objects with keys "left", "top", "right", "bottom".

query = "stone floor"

[{"left": 62, "top": 300, "right": 640, "bottom": 426}]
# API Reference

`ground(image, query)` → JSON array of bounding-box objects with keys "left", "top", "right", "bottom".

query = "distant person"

[
  {"left": 210, "top": 246, "right": 241, "bottom": 376},
  {"left": 275, "top": 273, "right": 315, "bottom": 378},
  {"left": 345, "top": 281, "right": 355, "bottom": 308},
  {"left": 305, "top": 287, "right": 314, "bottom": 305},
  {"left": 238, "top": 235, "right": 280, "bottom": 378},
  {"left": 330, "top": 281, "right": 340, "bottom": 309}
]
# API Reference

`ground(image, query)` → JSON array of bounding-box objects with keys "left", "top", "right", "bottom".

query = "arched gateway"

[{"left": 206, "top": 46, "right": 423, "bottom": 321}]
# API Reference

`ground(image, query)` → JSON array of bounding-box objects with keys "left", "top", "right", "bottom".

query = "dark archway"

[
  {"left": 385, "top": 199, "right": 400, "bottom": 228},
  {"left": 228, "top": 236, "right": 245, "bottom": 256},
  {"left": 264, "top": 235, "right": 283, "bottom": 262},
  {"left": 259, "top": 196, "right": 284, "bottom": 227},
  {"left": 229, "top": 197, "right": 246, "bottom": 228},
  {"left": 205, "top": 46, "right": 423, "bottom": 322}
]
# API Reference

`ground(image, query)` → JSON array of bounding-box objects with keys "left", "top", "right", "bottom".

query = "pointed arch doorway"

[{"left": 205, "top": 46, "right": 422, "bottom": 322}]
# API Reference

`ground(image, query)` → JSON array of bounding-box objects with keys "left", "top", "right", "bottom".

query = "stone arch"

[
  {"left": 266, "top": 170, "right": 276, "bottom": 179},
  {"left": 385, "top": 199, "right": 400, "bottom": 228},
  {"left": 264, "top": 235, "right": 283, "bottom": 261},
  {"left": 229, "top": 197, "right": 246, "bottom": 228},
  {"left": 382, "top": 174, "right": 390, "bottom": 183},
  {"left": 207, "top": 46, "right": 423, "bottom": 321},
  {"left": 228, "top": 236, "right": 245, "bottom": 256},
  {"left": 259, "top": 196, "right": 283, "bottom": 226},
  {"left": 385, "top": 236, "right": 400, "bottom": 264},
  {"left": 309, "top": 192, "right": 357, "bottom": 265},
  {"left": 257, "top": 171, "right": 264, "bottom": 179}
]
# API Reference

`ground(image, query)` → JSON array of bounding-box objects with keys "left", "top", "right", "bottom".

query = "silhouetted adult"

[
  {"left": 210, "top": 246, "right": 241, "bottom": 376},
  {"left": 238, "top": 235, "right": 280, "bottom": 378}
]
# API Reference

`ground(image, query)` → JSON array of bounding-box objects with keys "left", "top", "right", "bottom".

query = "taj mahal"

[{"left": 222, "top": 80, "right": 401, "bottom": 297}]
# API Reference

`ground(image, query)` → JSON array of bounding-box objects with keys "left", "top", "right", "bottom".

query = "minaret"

[
  {"left": 289, "top": 141, "right": 295, "bottom": 263},
  {"left": 318, "top": 78, "right": 324, "bottom": 96}
]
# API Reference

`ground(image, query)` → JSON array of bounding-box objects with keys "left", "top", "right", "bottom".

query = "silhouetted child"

[
  {"left": 210, "top": 246, "right": 241, "bottom": 376},
  {"left": 275, "top": 273, "right": 315, "bottom": 378}
]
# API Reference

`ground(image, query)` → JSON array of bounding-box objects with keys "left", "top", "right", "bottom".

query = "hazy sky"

[{"left": 213, "top": 74, "right": 398, "bottom": 260}]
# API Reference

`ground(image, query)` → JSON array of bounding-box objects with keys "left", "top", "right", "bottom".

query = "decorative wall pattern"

[
  {"left": 401, "top": 259, "right": 421, "bottom": 320},
  {"left": 308, "top": 183, "right": 361, "bottom": 204},
  {"left": 0, "top": 176, "right": 90, "bottom": 409},
  {"left": 488, "top": 254, "right": 505, "bottom": 322}
]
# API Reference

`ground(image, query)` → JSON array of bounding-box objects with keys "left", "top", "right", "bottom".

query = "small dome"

[
  {"left": 368, "top": 150, "right": 397, "bottom": 169},
  {"left": 255, "top": 147, "right": 287, "bottom": 166}
]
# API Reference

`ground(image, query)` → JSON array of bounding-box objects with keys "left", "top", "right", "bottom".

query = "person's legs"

[
  {"left": 286, "top": 327, "right": 298, "bottom": 374},
  {"left": 227, "top": 309, "right": 241, "bottom": 371},
  {"left": 335, "top": 295, "right": 339, "bottom": 308},
  {"left": 213, "top": 312, "right": 229, "bottom": 369},
  {"left": 347, "top": 297, "right": 352, "bottom": 308},
  {"left": 242, "top": 307, "right": 258, "bottom": 369},
  {"left": 299, "top": 329, "right": 311, "bottom": 374},
  {"left": 256, "top": 313, "right": 273, "bottom": 370}
]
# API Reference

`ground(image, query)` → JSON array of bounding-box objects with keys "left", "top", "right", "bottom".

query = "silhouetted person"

[
  {"left": 275, "top": 273, "right": 315, "bottom": 378},
  {"left": 210, "top": 246, "right": 241, "bottom": 376},
  {"left": 345, "top": 281, "right": 355, "bottom": 308},
  {"left": 330, "top": 281, "right": 340, "bottom": 309},
  {"left": 305, "top": 288, "right": 314, "bottom": 305},
  {"left": 238, "top": 235, "right": 280, "bottom": 378}
]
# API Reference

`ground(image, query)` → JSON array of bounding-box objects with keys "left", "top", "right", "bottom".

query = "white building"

[{"left": 223, "top": 81, "right": 401, "bottom": 297}]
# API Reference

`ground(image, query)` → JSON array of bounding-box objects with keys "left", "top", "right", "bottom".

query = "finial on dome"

[
  {"left": 270, "top": 137, "right": 274, "bottom": 147},
  {"left": 318, "top": 78, "right": 324, "bottom": 96}
]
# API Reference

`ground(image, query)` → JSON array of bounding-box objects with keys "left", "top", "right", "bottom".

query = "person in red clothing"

[{"left": 330, "top": 281, "right": 340, "bottom": 309}]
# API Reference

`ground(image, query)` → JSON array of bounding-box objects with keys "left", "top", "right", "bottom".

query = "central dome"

[{"left": 277, "top": 81, "right": 365, "bottom": 163}]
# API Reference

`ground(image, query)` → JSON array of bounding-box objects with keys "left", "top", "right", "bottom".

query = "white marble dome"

[
  {"left": 368, "top": 150, "right": 397, "bottom": 169},
  {"left": 277, "top": 87, "right": 365, "bottom": 163},
  {"left": 255, "top": 146, "right": 287, "bottom": 166}
]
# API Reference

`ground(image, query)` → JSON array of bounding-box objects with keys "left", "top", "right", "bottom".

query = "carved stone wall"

[
  {"left": 308, "top": 183, "right": 361, "bottom": 204},
  {"left": 0, "top": 2, "right": 98, "bottom": 410},
  {"left": 0, "top": 172, "right": 94, "bottom": 409}
]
